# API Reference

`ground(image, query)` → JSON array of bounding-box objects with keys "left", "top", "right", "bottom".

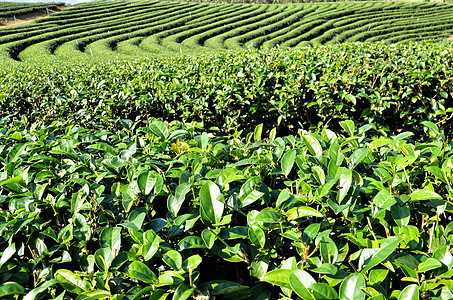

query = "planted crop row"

[
  {"left": 314, "top": 5, "right": 453, "bottom": 45},
  {"left": 139, "top": 4, "right": 266, "bottom": 55},
  {"left": 87, "top": 4, "right": 245, "bottom": 59},
  {"left": 332, "top": 7, "right": 453, "bottom": 44},
  {"left": 195, "top": 5, "right": 284, "bottom": 52},
  {"left": 18, "top": 3, "right": 207, "bottom": 62},
  {"left": 177, "top": 4, "right": 274, "bottom": 54},
  {"left": 1, "top": 2, "right": 199, "bottom": 62},
  {"left": 0, "top": 2, "right": 64, "bottom": 19},
  {"left": 57, "top": 4, "right": 264, "bottom": 59},
  {"left": 1, "top": 1, "right": 453, "bottom": 62},
  {"left": 34, "top": 1, "right": 166, "bottom": 25}
]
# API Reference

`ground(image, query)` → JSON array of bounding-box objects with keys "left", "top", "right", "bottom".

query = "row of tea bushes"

[{"left": 1, "top": 42, "right": 452, "bottom": 139}]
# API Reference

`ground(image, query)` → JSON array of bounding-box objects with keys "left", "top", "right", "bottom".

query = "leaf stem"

[{"left": 367, "top": 217, "right": 378, "bottom": 242}]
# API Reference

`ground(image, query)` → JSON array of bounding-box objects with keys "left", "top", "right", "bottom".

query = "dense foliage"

[
  {"left": 1, "top": 42, "right": 452, "bottom": 139},
  {"left": 1, "top": 3, "right": 453, "bottom": 298},
  {"left": 0, "top": 116, "right": 452, "bottom": 299},
  {"left": 0, "top": 0, "right": 453, "bottom": 63}
]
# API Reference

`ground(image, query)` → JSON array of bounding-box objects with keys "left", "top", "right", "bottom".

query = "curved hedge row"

[{"left": 0, "top": 2, "right": 64, "bottom": 19}]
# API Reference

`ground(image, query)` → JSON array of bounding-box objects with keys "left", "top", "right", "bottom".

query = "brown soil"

[
  {"left": 448, "top": 35, "right": 453, "bottom": 40},
  {"left": 0, "top": 6, "right": 73, "bottom": 27}
]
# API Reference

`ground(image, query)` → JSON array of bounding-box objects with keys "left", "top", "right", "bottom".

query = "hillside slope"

[{"left": 0, "top": 0, "right": 452, "bottom": 63}]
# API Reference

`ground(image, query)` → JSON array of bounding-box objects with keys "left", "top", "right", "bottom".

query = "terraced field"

[
  {"left": 0, "top": 2, "right": 64, "bottom": 20},
  {"left": 1, "top": 0, "right": 453, "bottom": 64}
]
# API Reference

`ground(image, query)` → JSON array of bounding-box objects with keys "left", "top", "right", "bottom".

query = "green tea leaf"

[
  {"left": 76, "top": 290, "right": 111, "bottom": 300},
  {"left": 418, "top": 258, "right": 442, "bottom": 272},
  {"left": 339, "top": 120, "right": 355, "bottom": 136},
  {"left": 433, "top": 246, "right": 453, "bottom": 269},
  {"left": 99, "top": 227, "right": 121, "bottom": 257},
  {"left": 23, "top": 280, "right": 57, "bottom": 300},
  {"left": 255, "top": 208, "right": 281, "bottom": 223},
  {"left": 94, "top": 248, "right": 113, "bottom": 272},
  {"left": 349, "top": 148, "right": 369, "bottom": 169},
  {"left": 7, "top": 143, "right": 26, "bottom": 164},
  {"left": 368, "top": 269, "right": 389, "bottom": 286},
  {"left": 409, "top": 189, "right": 442, "bottom": 201},
  {"left": 360, "top": 237, "right": 401, "bottom": 273},
  {"left": 238, "top": 176, "right": 263, "bottom": 207},
  {"left": 49, "top": 144, "right": 79, "bottom": 160},
  {"left": 337, "top": 168, "right": 352, "bottom": 203},
  {"left": 310, "top": 283, "right": 338, "bottom": 299},
  {"left": 281, "top": 149, "right": 296, "bottom": 177},
  {"left": 261, "top": 269, "right": 292, "bottom": 289},
  {"left": 391, "top": 204, "right": 410, "bottom": 227},
  {"left": 0, "top": 243, "right": 16, "bottom": 268},
  {"left": 173, "top": 283, "right": 194, "bottom": 300},
  {"left": 168, "top": 182, "right": 191, "bottom": 216},
  {"left": 201, "top": 132, "right": 209, "bottom": 151},
  {"left": 128, "top": 261, "right": 157, "bottom": 284},
  {"left": 0, "top": 175, "right": 23, "bottom": 187},
  {"left": 88, "top": 142, "right": 118, "bottom": 155},
  {"left": 219, "top": 244, "right": 247, "bottom": 263},
  {"left": 182, "top": 255, "right": 202, "bottom": 272},
  {"left": 201, "top": 229, "right": 217, "bottom": 249},
  {"left": 200, "top": 180, "right": 225, "bottom": 225},
  {"left": 149, "top": 121, "right": 168, "bottom": 141},
  {"left": 276, "top": 189, "right": 291, "bottom": 208},
  {"left": 178, "top": 236, "right": 206, "bottom": 250},
  {"left": 251, "top": 284, "right": 273, "bottom": 300},
  {"left": 121, "top": 207, "right": 147, "bottom": 231},
  {"left": 0, "top": 282, "right": 26, "bottom": 296},
  {"left": 286, "top": 206, "right": 323, "bottom": 220},
  {"left": 219, "top": 226, "right": 248, "bottom": 240},
  {"left": 148, "top": 289, "right": 169, "bottom": 300},
  {"left": 55, "top": 269, "right": 90, "bottom": 294},
  {"left": 289, "top": 270, "right": 316, "bottom": 300},
  {"left": 249, "top": 225, "right": 266, "bottom": 248},
  {"left": 254, "top": 124, "right": 263, "bottom": 142},
  {"left": 303, "top": 223, "right": 321, "bottom": 244},
  {"left": 320, "top": 236, "right": 338, "bottom": 264},
  {"left": 426, "top": 166, "right": 446, "bottom": 183},
  {"left": 421, "top": 121, "right": 440, "bottom": 135},
  {"left": 398, "top": 284, "right": 419, "bottom": 300},
  {"left": 344, "top": 94, "right": 357, "bottom": 105},
  {"left": 372, "top": 189, "right": 395, "bottom": 217},
  {"left": 217, "top": 168, "right": 244, "bottom": 187},
  {"left": 312, "top": 165, "right": 326, "bottom": 185},
  {"left": 241, "top": 189, "right": 264, "bottom": 207},
  {"left": 142, "top": 230, "right": 162, "bottom": 261},
  {"left": 339, "top": 273, "right": 366, "bottom": 300},
  {"left": 138, "top": 171, "right": 157, "bottom": 195},
  {"left": 163, "top": 250, "right": 182, "bottom": 271},
  {"left": 303, "top": 134, "right": 322, "bottom": 157}
]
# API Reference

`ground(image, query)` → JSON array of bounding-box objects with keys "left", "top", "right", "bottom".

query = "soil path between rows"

[{"left": 0, "top": 6, "right": 73, "bottom": 27}]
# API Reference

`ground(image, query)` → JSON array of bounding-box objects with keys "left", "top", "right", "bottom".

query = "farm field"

[
  {"left": 0, "top": 2, "right": 65, "bottom": 20},
  {"left": 1, "top": 1, "right": 453, "bottom": 300},
  {"left": 1, "top": 0, "right": 453, "bottom": 63}
]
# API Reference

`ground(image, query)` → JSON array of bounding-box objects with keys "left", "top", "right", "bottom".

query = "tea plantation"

[
  {"left": 0, "top": 2, "right": 64, "bottom": 20},
  {"left": 0, "top": 0, "right": 453, "bottom": 63},
  {"left": 0, "top": 1, "right": 453, "bottom": 300}
]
